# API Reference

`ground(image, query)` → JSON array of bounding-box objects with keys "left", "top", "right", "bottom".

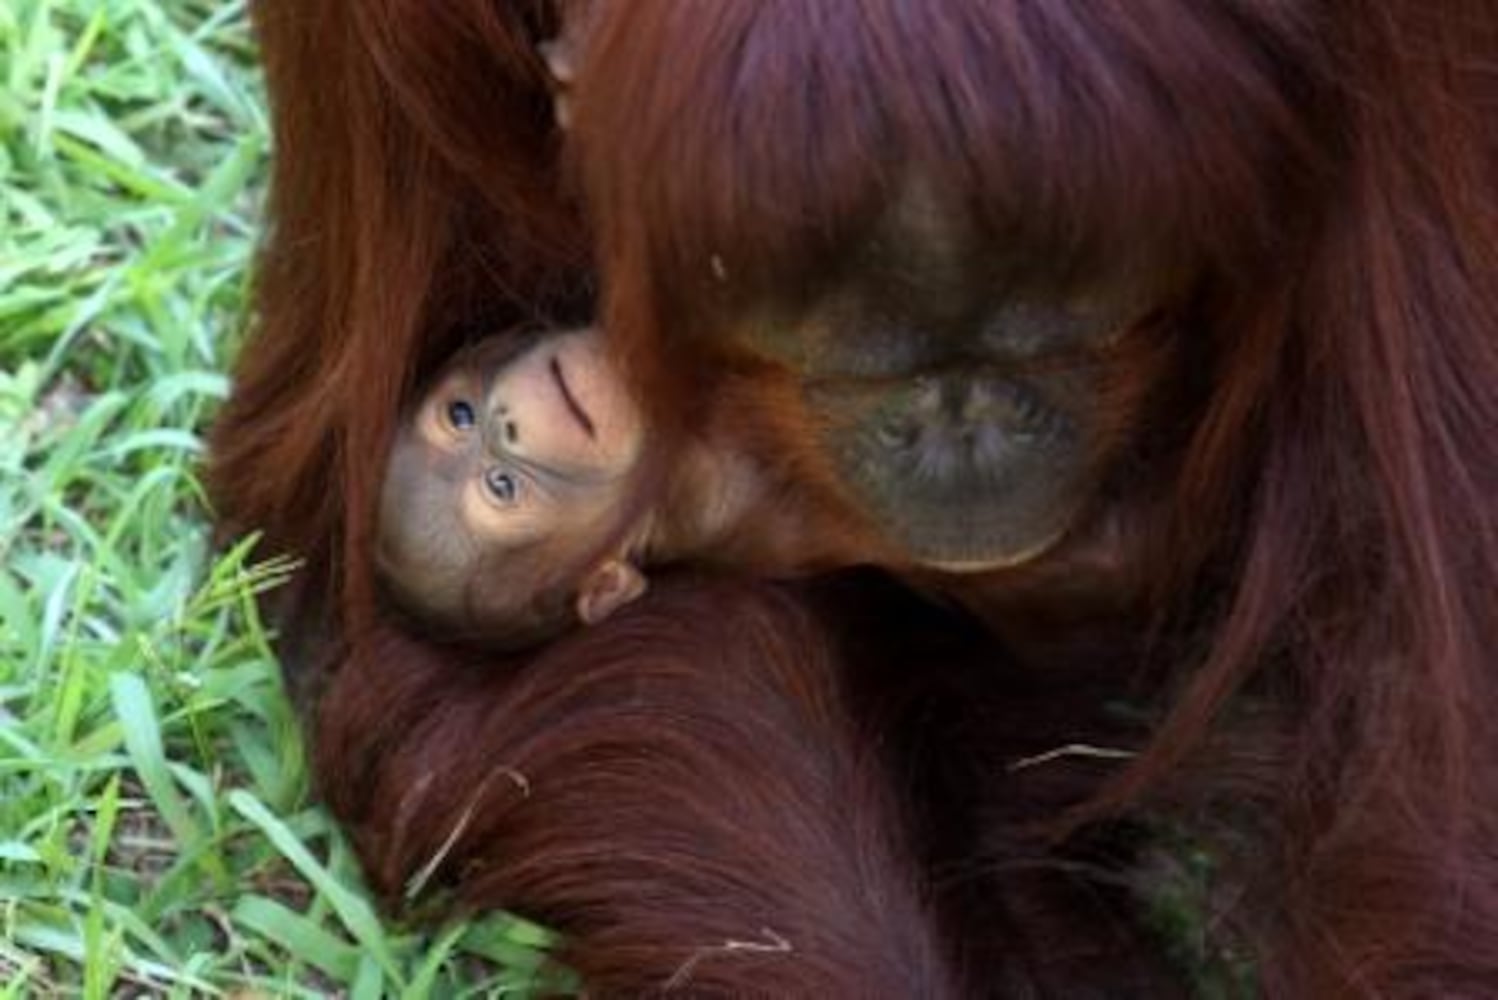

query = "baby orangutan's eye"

[
  {"left": 483, "top": 467, "right": 520, "bottom": 505},
  {"left": 445, "top": 399, "right": 477, "bottom": 431}
]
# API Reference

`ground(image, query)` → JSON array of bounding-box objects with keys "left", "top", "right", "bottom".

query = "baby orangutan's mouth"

[{"left": 550, "top": 357, "right": 596, "bottom": 439}]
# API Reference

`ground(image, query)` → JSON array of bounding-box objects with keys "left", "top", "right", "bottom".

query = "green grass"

[{"left": 1, "top": 1, "right": 569, "bottom": 994}]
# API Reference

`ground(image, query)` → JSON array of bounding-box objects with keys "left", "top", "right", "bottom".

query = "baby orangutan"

[{"left": 378, "top": 328, "right": 855, "bottom": 647}]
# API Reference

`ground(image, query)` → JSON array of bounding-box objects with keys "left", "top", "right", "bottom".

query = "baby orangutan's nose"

[{"left": 479, "top": 400, "right": 522, "bottom": 457}]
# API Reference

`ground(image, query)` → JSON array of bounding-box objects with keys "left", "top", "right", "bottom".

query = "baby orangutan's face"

[{"left": 378, "top": 329, "right": 649, "bottom": 639}]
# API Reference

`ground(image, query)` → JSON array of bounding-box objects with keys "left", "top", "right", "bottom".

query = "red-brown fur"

[{"left": 210, "top": 1, "right": 1498, "bottom": 995}]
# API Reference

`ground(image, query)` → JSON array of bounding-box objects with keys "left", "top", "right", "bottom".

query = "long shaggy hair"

[{"left": 211, "top": 1, "right": 1498, "bottom": 994}]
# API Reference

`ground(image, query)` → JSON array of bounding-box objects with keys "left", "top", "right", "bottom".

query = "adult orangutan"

[{"left": 209, "top": 1, "right": 1498, "bottom": 996}]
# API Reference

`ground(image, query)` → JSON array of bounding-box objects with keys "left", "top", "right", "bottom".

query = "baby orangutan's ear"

[{"left": 575, "top": 559, "right": 648, "bottom": 625}]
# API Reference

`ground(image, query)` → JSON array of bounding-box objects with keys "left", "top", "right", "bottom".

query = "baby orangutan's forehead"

[
  {"left": 378, "top": 438, "right": 580, "bottom": 645},
  {"left": 447, "top": 533, "right": 596, "bottom": 649}
]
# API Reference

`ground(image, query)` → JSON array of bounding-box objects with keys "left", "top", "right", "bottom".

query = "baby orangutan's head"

[{"left": 378, "top": 329, "right": 651, "bottom": 647}]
